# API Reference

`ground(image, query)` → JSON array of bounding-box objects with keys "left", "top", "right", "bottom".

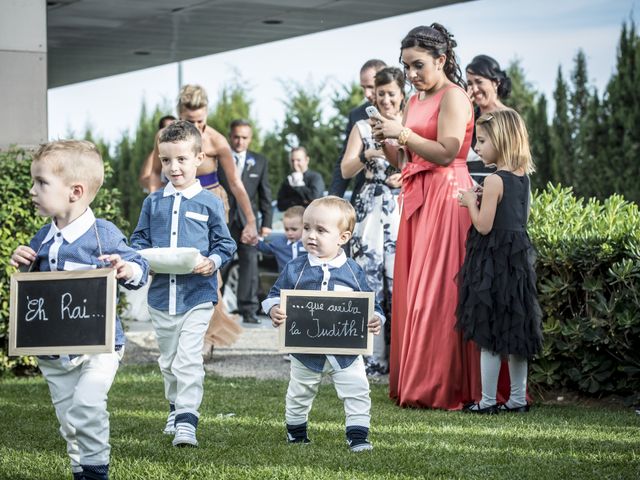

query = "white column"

[{"left": 0, "top": 0, "right": 47, "bottom": 149}]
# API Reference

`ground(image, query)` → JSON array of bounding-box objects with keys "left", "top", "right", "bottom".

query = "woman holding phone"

[
  {"left": 372, "top": 24, "right": 481, "bottom": 409},
  {"left": 341, "top": 67, "right": 405, "bottom": 376}
]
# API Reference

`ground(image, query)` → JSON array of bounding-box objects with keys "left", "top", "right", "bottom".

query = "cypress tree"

[
  {"left": 207, "top": 80, "right": 261, "bottom": 148},
  {"left": 505, "top": 60, "right": 537, "bottom": 120},
  {"left": 504, "top": 60, "right": 551, "bottom": 189},
  {"left": 550, "top": 67, "right": 572, "bottom": 185},
  {"left": 603, "top": 22, "right": 640, "bottom": 203},
  {"left": 569, "top": 50, "right": 591, "bottom": 196},
  {"left": 579, "top": 90, "right": 608, "bottom": 198},
  {"left": 529, "top": 94, "right": 552, "bottom": 190}
]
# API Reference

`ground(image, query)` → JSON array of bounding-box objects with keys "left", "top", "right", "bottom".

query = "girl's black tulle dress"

[{"left": 456, "top": 170, "right": 543, "bottom": 359}]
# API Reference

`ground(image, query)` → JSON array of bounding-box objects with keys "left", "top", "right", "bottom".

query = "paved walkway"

[{"left": 123, "top": 315, "right": 291, "bottom": 380}]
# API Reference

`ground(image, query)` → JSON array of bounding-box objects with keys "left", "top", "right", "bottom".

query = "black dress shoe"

[
  {"left": 242, "top": 314, "right": 260, "bottom": 324},
  {"left": 462, "top": 402, "right": 499, "bottom": 414},
  {"left": 498, "top": 403, "right": 530, "bottom": 413}
]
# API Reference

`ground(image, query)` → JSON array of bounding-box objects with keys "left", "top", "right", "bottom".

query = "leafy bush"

[
  {"left": 0, "top": 148, "right": 127, "bottom": 375},
  {"left": 530, "top": 184, "right": 640, "bottom": 397}
]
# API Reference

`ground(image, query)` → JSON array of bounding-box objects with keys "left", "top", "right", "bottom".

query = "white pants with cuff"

[
  {"left": 38, "top": 351, "right": 121, "bottom": 472},
  {"left": 149, "top": 303, "right": 213, "bottom": 419},
  {"left": 286, "top": 355, "right": 371, "bottom": 428}
]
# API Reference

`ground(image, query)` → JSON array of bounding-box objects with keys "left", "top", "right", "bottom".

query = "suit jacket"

[
  {"left": 277, "top": 169, "right": 325, "bottom": 211},
  {"left": 219, "top": 150, "right": 273, "bottom": 229},
  {"left": 328, "top": 102, "right": 367, "bottom": 202}
]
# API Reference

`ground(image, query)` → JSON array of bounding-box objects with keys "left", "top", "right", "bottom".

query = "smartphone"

[{"left": 365, "top": 105, "right": 383, "bottom": 121}]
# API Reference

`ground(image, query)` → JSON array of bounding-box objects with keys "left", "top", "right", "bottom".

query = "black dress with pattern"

[{"left": 456, "top": 171, "right": 543, "bottom": 359}]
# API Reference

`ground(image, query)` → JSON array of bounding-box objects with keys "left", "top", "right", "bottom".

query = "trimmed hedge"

[
  {"left": 530, "top": 184, "right": 640, "bottom": 397},
  {"left": 0, "top": 148, "right": 126, "bottom": 375}
]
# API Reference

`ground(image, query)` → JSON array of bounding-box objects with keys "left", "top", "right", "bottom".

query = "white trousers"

[
  {"left": 149, "top": 303, "right": 212, "bottom": 417},
  {"left": 286, "top": 356, "right": 371, "bottom": 428},
  {"left": 38, "top": 351, "right": 121, "bottom": 471}
]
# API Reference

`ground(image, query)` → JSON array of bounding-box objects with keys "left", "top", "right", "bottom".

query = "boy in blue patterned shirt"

[
  {"left": 11, "top": 140, "right": 149, "bottom": 480},
  {"left": 130, "top": 121, "right": 236, "bottom": 447},
  {"left": 257, "top": 205, "right": 306, "bottom": 272},
  {"left": 262, "top": 196, "right": 384, "bottom": 452}
]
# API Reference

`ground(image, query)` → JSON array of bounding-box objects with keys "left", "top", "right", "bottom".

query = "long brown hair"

[{"left": 400, "top": 24, "right": 465, "bottom": 89}]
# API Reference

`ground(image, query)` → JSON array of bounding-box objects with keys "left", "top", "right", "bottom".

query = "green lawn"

[{"left": 0, "top": 365, "right": 638, "bottom": 480}]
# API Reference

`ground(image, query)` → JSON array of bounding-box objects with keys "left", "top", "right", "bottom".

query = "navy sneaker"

[
  {"left": 79, "top": 464, "right": 109, "bottom": 480},
  {"left": 286, "top": 422, "right": 310, "bottom": 444},
  {"left": 348, "top": 439, "right": 373, "bottom": 452},
  {"left": 173, "top": 423, "right": 198, "bottom": 447},
  {"left": 346, "top": 425, "right": 372, "bottom": 452}
]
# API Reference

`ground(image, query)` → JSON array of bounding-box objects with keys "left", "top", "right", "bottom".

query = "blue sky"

[{"left": 48, "top": 0, "right": 637, "bottom": 144}]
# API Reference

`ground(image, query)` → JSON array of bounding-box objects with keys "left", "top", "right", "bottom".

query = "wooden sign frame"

[
  {"left": 279, "top": 289, "right": 374, "bottom": 355},
  {"left": 9, "top": 268, "right": 117, "bottom": 356}
]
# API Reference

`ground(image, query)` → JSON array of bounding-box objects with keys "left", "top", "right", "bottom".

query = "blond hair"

[
  {"left": 307, "top": 196, "right": 356, "bottom": 233},
  {"left": 284, "top": 205, "right": 305, "bottom": 221},
  {"left": 33, "top": 140, "right": 104, "bottom": 201},
  {"left": 177, "top": 84, "right": 208, "bottom": 112},
  {"left": 476, "top": 109, "right": 535, "bottom": 174}
]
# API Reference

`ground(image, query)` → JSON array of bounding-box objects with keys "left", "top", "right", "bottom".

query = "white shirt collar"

[
  {"left": 163, "top": 179, "right": 203, "bottom": 199},
  {"left": 307, "top": 250, "right": 347, "bottom": 268},
  {"left": 42, "top": 207, "right": 96, "bottom": 245},
  {"left": 234, "top": 150, "right": 247, "bottom": 160}
]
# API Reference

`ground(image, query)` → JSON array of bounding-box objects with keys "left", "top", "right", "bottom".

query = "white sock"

[
  {"left": 506, "top": 355, "right": 528, "bottom": 408},
  {"left": 480, "top": 349, "right": 501, "bottom": 408}
]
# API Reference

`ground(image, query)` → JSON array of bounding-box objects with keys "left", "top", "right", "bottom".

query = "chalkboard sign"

[
  {"left": 279, "top": 289, "right": 374, "bottom": 355},
  {"left": 9, "top": 269, "right": 117, "bottom": 356}
]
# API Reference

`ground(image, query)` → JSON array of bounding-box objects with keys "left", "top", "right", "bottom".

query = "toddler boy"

[
  {"left": 257, "top": 205, "right": 306, "bottom": 272},
  {"left": 10, "top": 140, "right": 149, "bottom": 480},
  {"left": 130, "top": 120, "right": 236, "bottom": 447},
  {"left": 262, "top": 196, "right": 384, "bottom": 452}
]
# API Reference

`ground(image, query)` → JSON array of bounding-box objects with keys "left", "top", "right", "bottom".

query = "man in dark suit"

[
  {"left": 276, "top": 146, "right": 325, "bottom": 211},
  {"left": 328, "top": 59, "right": 387, "bottom": 201},
  {"left": 219, "top": 119, "right": 272, "bottom": 324}
]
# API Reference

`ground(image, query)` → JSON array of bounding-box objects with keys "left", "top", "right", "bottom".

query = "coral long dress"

[{"left": 389, "top": 86, "right": 481, "bottom": 409}]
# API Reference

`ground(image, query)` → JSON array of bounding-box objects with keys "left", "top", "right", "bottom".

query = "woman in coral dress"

[{"left": 373, "top": 24, "right": 481, "bottom": 409}]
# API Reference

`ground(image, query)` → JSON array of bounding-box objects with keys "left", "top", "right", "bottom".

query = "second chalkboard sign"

[
  {"left": 9, "top": 269, "right": 117, "bottom": 356},
  {"left": 279, "top": 289, "right": 374, "bottom": 355}
]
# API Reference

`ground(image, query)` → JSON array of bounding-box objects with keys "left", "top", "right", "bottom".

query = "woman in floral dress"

[{"left": 341, "top": 67, "right": 405, "bottom": 375}]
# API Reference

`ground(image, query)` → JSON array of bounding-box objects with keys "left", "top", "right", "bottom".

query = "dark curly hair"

[
  {"left": 158, "top": 120, "right": 202, "bottom": 155},
  {"left": 400, "top": 23, "right": 465, "bottom": 89},
  {"left": 466, "top": 55, "right": 512, "bottom": 99}
]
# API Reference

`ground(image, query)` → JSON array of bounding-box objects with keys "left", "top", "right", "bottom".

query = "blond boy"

[
  {"left": 10, "top": 140, "right": 149, "bottom": 480},
  {"left": 262, "top": 196, "right": 384, "bottom": 452},
  {"left": 257, "top": 205, "right": 306, "bottom": 272}
]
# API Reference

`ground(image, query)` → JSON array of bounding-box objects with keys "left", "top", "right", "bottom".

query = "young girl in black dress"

[{"left": 456, "top": 109, "right": 543, "bottom": 413}]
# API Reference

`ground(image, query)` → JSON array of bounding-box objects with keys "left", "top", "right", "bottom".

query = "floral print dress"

[{"left": 350, "top": 120, "right": 401, "bottom": 373}]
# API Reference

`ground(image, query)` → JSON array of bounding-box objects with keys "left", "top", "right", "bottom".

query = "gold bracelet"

[{"left": 398, "top": 127, "right": 412, "bottom": 146}]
